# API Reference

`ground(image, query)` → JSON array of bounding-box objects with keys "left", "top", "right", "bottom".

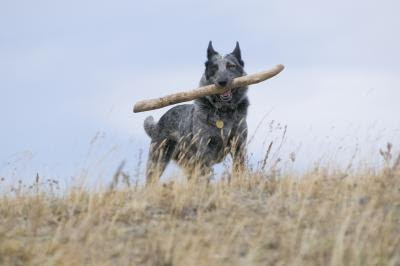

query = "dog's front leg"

[
  {"left": 230, "top": 124, "right": 247, "bottom": 178},
  {"left": 232, "top": 143, "right": 246, "bottom": 177}
]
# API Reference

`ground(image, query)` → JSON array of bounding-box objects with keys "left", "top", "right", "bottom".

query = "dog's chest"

[
  {"left": 207, "top": 113, "right": 235, "bottom": 137},
  {"left": 194, "top": 111, "right": 240, "bottom": 144}
]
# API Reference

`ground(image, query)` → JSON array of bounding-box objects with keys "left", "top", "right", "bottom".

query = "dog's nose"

[{"left": 218, "top": 80, "right": 228, "bottom": 87}]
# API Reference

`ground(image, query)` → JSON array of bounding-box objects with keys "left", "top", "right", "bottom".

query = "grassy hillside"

[{"left": 1, "top": 161, "right": 400, "bottom": 265}]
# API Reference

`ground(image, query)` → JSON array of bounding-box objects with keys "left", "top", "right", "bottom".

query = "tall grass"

[{"left": 0, "top": 148, "right": 399, "bottom": 265}]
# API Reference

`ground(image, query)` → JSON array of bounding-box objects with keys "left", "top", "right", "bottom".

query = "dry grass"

[{"left": 1, "top": 164, "right": 400, "bottom": 266}]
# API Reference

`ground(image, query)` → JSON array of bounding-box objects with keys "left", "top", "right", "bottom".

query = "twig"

[{"left": 109, "top": 160, "right": 126, "bottom": 191}]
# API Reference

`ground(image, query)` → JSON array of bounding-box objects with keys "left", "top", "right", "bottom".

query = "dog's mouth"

[{"left": 219, "top": 89, "right": 232, "bottom": 102}]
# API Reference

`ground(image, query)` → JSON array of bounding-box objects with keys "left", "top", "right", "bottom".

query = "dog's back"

[{"left": 144, "top": 104, "right": 194, "bottom": 141}]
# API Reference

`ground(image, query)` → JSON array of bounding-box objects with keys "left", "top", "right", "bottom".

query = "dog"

[{"left": 144, "top": 41, "right": 249, "bottom": 184}]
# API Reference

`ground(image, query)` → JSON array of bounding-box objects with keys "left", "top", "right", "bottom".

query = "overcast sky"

[{"left": 1, "top": 0, "right": 399, "bottom": 185}]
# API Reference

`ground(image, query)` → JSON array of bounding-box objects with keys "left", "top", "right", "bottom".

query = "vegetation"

[{"left": 0, "top": 146, "right": 399, "bottom": 265}]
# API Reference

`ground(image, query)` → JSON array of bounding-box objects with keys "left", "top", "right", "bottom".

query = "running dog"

[{"left": 144, "top": 41, "right": 249, "bottom": 184}]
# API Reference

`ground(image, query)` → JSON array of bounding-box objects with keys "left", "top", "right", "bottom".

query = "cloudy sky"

[{"left": 1, "top": 0, "right": 399, "bottom": 185}]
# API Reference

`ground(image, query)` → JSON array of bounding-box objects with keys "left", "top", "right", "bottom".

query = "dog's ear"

[
  {"left": 231, "top": 41, "right": 244, "bottom": 67},
  {"left": 207, "top": 41, "right": 218, "bottom": 60}
]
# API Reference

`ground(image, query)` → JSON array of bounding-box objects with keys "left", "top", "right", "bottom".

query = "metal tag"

[{"left": 216, "top": 120, "right": 224, "bottom": 129}]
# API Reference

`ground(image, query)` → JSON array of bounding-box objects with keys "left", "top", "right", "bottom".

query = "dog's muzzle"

[{"left": 219, "top": 89, "right": 232, "bottom": 102}]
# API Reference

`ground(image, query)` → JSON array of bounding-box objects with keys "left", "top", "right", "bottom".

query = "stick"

[{"left": 133, "top": 64, "right": 284, "bottom": 113}]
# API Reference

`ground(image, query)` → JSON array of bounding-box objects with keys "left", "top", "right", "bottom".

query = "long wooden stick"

[{"left": 133, "top": 64, "right": 284, "bottom": 113}]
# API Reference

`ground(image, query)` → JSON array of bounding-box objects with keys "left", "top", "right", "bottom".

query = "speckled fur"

[{"left": 144, "top": 42, "right": 249, "bottom": 184}]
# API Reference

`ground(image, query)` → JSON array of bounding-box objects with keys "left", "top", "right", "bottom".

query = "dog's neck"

[{"left": 194, "top": 93, "right": 249, "bottom": 116}]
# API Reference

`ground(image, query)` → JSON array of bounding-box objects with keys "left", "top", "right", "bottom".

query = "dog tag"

[{"left": 216, "top": 119, "right": 224, "bottom": 129}]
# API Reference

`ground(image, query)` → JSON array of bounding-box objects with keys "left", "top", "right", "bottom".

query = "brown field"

[{"left": 1, "top": 155, "right": 400, "bottom": 266}]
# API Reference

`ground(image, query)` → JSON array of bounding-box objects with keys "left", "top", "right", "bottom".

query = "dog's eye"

[
  {"left": 211, "top": 65, "right": 218, "bottom": 71},
  {"left": 227, "top": 63, "right": 236, "bottom": 69}
]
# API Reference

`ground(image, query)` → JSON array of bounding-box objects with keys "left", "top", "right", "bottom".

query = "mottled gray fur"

[{"left": 144, "top": 41, "right": 249, "bottom": 184}]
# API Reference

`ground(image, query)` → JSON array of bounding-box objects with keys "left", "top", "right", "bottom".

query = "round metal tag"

[{"left": 216, "top": 120, "right": 224, "bottom": 129}]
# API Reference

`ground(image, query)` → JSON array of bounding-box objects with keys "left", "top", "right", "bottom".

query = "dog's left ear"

[
  {"left": 231, "top": 41, "right": 244, "bottom": 67},
  {"left": 207, "top": 41, "right": 218, "bottom": 60}
]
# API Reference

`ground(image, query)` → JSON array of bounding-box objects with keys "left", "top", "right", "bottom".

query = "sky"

[{"left": 1, "top": 0, "right": 399, "bottom": 186}]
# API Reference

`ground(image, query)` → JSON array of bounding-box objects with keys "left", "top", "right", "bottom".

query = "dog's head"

[{"left": 202, "top": 41, "right": 247, "bottom": 106}]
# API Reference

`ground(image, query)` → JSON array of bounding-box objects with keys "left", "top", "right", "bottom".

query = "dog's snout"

[{"left": 217, "top": 80, "right": 228, "bottom": 87}]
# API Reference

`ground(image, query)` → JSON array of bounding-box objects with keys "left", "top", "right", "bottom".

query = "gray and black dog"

[{"left": 144, "top": 41, "right": 249, "bottom": 184}]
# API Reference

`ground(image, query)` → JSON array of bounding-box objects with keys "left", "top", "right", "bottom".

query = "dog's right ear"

[
  {"left": 231, "top": 41, "right": 244, "bottom": 67},
  {"left": 207, "top": 41, "right": 218, "bottom": 60}
]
